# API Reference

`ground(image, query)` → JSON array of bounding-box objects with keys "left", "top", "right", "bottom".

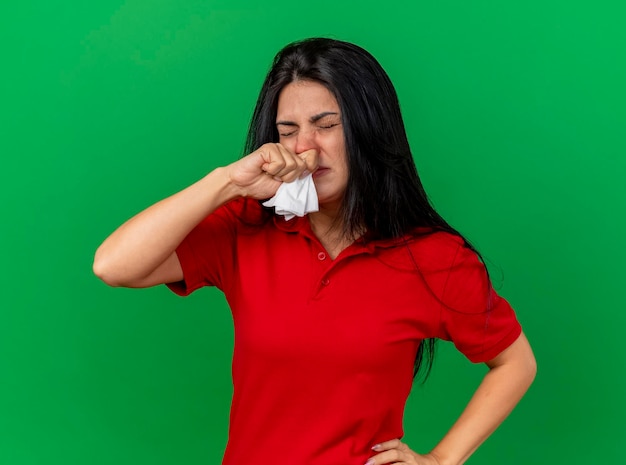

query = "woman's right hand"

[
  {"left": 93, "top": 143, "right": 317, "bottom": 288},
  {"left": 226, "top": 143, "right": 318, "bottom": 199}
]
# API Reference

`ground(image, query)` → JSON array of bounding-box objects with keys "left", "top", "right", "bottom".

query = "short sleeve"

[
  {"left": 166, "top": 200, "right": 242, "bottom": 296},
  {"left": 435, "top": 238, "right": 522, "bottom": 363}
]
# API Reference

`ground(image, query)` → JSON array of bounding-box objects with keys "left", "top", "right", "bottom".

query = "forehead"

[{"left": 276, "top": 81, "right": 340, "bottom": 118}]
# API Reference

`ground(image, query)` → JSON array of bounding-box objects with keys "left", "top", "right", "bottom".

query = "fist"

[{"left": 226, "top": 143, "right": 318, "bottom": 199}]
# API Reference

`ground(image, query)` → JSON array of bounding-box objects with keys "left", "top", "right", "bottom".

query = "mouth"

[{"left": 313, "top": 167, "right": 330, "bottom": 178}]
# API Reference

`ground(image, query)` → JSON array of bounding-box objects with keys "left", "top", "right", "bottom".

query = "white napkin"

[{"left": 262, "top": 173, "right": 319, "bottom": 220}]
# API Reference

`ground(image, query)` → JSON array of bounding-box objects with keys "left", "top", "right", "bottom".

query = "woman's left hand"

[{"left": 366, "top": 439, "right": 441, "bottom": 465}]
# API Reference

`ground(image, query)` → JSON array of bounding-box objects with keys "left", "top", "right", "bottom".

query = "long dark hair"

[{"left": 245, "top": 38, "right": 482, "bottom": 381}]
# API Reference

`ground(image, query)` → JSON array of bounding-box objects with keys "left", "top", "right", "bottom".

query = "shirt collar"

[{"left": 272, "top": 214, "right": 421, "bottom": 253}]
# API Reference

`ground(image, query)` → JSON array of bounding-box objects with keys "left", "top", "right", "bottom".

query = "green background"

[{"left": 2, "top": 1, "right": 625, "bottom": 464}]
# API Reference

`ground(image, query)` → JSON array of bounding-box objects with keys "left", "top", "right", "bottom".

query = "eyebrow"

[{"left": 276, "top": 111, "right": 340, "bottom": 126}]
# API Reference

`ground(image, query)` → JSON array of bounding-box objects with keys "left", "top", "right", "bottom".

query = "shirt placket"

[{"left": 309, "top": 241, "right": 372, "bottom": 300}]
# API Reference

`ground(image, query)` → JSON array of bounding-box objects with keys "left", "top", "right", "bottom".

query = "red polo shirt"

[{"left": 167, "top": 198, "right": 521, "bottom": 465}]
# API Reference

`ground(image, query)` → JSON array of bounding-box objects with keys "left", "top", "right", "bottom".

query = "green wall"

[{"left": 2, "top": 1, "right": 624, "bottom": 464}]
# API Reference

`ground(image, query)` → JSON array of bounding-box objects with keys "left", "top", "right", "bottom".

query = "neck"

[
  {"left": 308, "top": 207, "right": 339, "bottom": 234},
  {"left": 308, "top": 207, "right": 360, "bottom": 259}
]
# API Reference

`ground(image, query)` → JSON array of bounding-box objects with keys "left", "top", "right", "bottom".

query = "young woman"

[{"left": 94, "top": 38, "right": 536, "bottom": 465}]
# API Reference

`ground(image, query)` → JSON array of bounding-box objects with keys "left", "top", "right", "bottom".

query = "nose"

[{"left": 294, "top": 128, "right": 318, "bottom": 155}]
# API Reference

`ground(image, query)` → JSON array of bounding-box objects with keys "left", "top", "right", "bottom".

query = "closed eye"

[
  {"left": 277, "top": 122, "right": 297, "bottom": 137},
  {"left": 318, "top": 123, "right": 340, "bottom": 130}
]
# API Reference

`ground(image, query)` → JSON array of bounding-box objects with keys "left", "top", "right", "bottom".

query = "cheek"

[
  {"left": 336, "top": 142, "right": 348, "bottom": 173},
  {"left": 326, "top": 135, "right": 347, "bottom": 159},
  {"left": 278, "top": 137, "right": 295, "bottom": 152}
]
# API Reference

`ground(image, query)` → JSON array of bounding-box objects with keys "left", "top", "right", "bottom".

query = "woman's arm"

[
  {"left": 93, "top": 166, "right": 237, "bottom": 288},
  {"left": 368, "top": 332, "right": 536, "bottom": 465},
  {"left": 93, "top": 144, "right": 317, "bottom": 288}
]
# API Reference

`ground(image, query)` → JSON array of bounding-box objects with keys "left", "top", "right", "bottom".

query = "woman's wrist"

[
  {"left": 425, "top": 450, "right": 452, "bottom": 465},
  {"left": 205, "top": 166, "right": 245, "bottom": 204}
]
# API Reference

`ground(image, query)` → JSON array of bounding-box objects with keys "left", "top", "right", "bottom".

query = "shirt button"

[
  {"left": 321, "top": 278, "right": 330, "bottom": 286},
  {"left": 317, "top": 252, "right": 327, "bottom": 261}
]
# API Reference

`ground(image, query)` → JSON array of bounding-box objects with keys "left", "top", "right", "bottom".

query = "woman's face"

[{"left": 276, "top": 80, "right": 348, "bottom": 211}]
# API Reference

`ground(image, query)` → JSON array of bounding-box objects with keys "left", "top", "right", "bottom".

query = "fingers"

[
  {"left": 299, "top": 148, "right": 319, "bottom": 174},
  {"left": 366, "top": 449, "right": 409, "bottom": 465},
  {"left": 258, "top": 144, "right": 318, "bottom": 183},
  {"left": 366, "top": 439, "right": 420, "bottom": 465},
  {"left": 372, "top": 438, "right": 406, "bottom": 452},
  {"left": 260, "top": 144, "right": 302, "bottom": 180}
]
